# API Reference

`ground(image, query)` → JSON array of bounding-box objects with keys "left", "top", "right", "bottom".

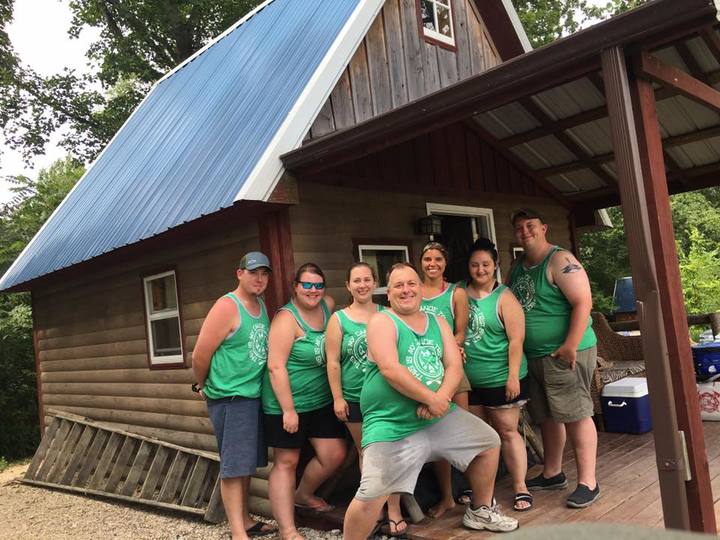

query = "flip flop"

[
  {"left": 245, "top": 522, "right": 278, "bottom": 537},
  {"left": 294, "top": 499, "right": 335, "bottom": 513},
  {"left": 513, "top": 492, "right": 533, "bottom": 512},
  {"left": 384, "top": 518, "right": 408, "bottom": 538}
]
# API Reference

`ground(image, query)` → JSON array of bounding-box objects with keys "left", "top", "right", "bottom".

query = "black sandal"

[
  {"left": 245, "top": 522, "right": 278, "bottom": 537},
  {"left": 384, "top": 519, "right": 408, "bottom": 538},
  {"left": 513, "top": 492, "right": 533, "bottom": 512}
]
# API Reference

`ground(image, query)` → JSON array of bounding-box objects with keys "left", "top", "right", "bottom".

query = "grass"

[{"left": 0, "top": 457, "right": 8, "bottom": 473}]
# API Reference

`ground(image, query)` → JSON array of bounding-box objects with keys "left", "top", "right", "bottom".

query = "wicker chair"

[{"left": 590, "top": 312, "right": 647, "bottom": 416}]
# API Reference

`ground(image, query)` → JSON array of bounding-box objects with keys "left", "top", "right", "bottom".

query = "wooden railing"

[{"left": 609, "top": 312, "right": 720, "bottom": 338}]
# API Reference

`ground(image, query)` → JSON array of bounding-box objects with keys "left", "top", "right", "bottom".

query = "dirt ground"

[{"left": 0, "top": 462, "right": 343, "bottom": 540}]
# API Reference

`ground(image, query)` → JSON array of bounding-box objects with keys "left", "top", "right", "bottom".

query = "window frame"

[
  {"left": 141, "top": 267, "right": 187, "bottom": 369},
  {"left": 416, "top": 0, "right": 457, "bottom": 51},
  {"left": 356, "top": 242, "right": 412, "bottom": 295}
]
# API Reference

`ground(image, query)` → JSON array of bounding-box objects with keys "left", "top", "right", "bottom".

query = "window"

[
  {"left": 419, "top": 0, "right": 455, "bottom": 47},
  {"left": 358, "top": 244, "right": 410, "bottom": 294},
  {"left": 142, "top": 270, "right": 184, "bottom": 367}
]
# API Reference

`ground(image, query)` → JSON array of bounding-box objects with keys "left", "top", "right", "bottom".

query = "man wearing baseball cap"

[
  {"left": 507, "top": 209, "right": 599, "bottom": 509},
  {"left": 192, "top": 251, "right": 276, "bottom": 538}
]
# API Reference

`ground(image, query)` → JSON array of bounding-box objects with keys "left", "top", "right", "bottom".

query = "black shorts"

[
  {"left": 346, "top": 401, "right": 363, "bottom": 423},
  {"left": 468, "top": 377, "right": 530, "bottom": 407},
  {"left": 264, "top": 403, "right": 346, "bottom": 449}
]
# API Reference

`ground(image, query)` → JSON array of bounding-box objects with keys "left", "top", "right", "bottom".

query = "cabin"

[{"left": 3, "top": 0, "right": 720, "bottom": 534}]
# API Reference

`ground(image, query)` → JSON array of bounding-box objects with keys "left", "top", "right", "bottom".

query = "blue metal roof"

[{"left": 0, "top": 0, "right": 363, "bottom": 291}]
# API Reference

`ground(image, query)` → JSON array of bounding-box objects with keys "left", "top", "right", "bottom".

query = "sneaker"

[
  {"left": 463, "top": 504, "right": 519, "bottom": 533},
  {"left": 566, "top": 483, "right": 600, "bottom": 508},
  {"left": 526, "top": 472, "right": 568, "bottom": 491}
]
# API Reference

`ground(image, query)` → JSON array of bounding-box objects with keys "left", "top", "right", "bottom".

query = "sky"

[{"left": 0, "top": 1, "right": 99, "bottom": 204}]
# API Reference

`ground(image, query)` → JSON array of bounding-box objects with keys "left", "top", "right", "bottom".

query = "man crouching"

[{"left": 343, "top": 262, "right": 518, "bottom": 538}]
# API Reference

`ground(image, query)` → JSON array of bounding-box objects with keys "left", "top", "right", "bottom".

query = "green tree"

[
  {"left": 512, "top": 0, "right": 647, "bottom": 48},
  {"left": 1, "top": 1, "right": 262, "bottom": 164},
  {"left": 678, "top": 228, "right": 720, "bottom": 315}
]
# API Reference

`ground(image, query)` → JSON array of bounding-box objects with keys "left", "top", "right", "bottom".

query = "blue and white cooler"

[
  {"left": 692, "top": 342, "right": 720, "bottom": 378},
  {"left": 601, "top": 377, "right": 652, "bottom": 434}
]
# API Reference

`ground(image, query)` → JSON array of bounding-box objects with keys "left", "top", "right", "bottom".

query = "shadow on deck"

[{"left": 299, "top": 421, "right": 720, "bottom": 539}]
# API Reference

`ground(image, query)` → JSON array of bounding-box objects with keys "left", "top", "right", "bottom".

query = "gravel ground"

[{"left": 0, "top": 462, "right": 344, "bottom": 540}]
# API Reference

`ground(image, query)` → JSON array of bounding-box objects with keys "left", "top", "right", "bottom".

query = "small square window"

[
  {"left": 358, "top": 244, "right": 410, "bottom": 294},
  {"left": 419, "top": 0, "right": 455, "bottom": 47},
  {"left": 143, "top": 270, "right": 184, "bottom": 367}
]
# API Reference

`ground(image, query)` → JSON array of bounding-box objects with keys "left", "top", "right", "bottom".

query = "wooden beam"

[
  {"left": 520, "top": 97, "right": 618, "bottom": 187},
  {"left": 281, "top": 0, "right": 719, "bottom": 176},
  {"left": 31, "top": 291, "right": 45, "bottom": 437},
  {"left": 630, "top": 58, "right": 716, "bottom": 534},
  {"left": 258, "top": 209, "right": 295, "bottom": 315},
  {"left": 675, "top": 40, "right": 709, "bottom": 83},
  {"left": 604, "top": 45, "right": 716, "bottom": 533},
  {"left": 637, "top": 51, "right": 720, "bottom": 114},
  {"left": 463, "top": 119, "right": 572, "bottom": 209}
]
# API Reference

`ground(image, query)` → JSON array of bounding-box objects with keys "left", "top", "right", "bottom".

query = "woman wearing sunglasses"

[
  {"left": 325, "top": 262, "right": 406, "bottom": 537},
  {"left": 262, "top": 263, "right": 347, "bottom": 540},
  {"left": 420, "top": 241, "right": 472, "bottom": 518}
]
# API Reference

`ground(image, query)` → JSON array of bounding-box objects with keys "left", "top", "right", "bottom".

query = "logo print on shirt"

[
  {"left": 314, "top": 333, "right": 327, "bottom": 366},
  {"left": 511, "top": 274, "right": 536, "bottom": 312},
  {"left": 347, "top": 330, "right": 369, "bottom": 372},
  {"left": 248, "top": 323, "right": 269, "bottom": 365},
  {"left": 420, "top": 304, "right": 448, "bottom": 320},
  {"left": 406, "top": 338, "right": 444, "bottom": 386},
  {"left": 466, "top": 307, "right": 486, "bottom": 343}
]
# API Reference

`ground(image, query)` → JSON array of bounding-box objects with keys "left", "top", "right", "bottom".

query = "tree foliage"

[
  {"left": 511, "top": 0, "right": 647, "bottom": 48},
  {"left": 1, "top": 0, "right": 262, "bottom": 165}
]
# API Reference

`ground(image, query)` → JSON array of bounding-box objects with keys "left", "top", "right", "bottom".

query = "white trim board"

[{"left": 235, "top": 0, "right": 385, "bottom": 202}]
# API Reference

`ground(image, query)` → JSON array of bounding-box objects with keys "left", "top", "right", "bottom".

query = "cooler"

[
  {"left": 692, "top": 342, "right": 720, "bottom": 378},
  {"left": 601, "top": 377, "right": 652, "bottom": 434}
]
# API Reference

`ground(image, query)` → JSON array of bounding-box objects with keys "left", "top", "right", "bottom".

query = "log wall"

[
  {"left": 34, "top": 221, "right": 261, "bottom": 452},
  {"left": 309, "top": 0, "right": 501, "bottom": 139}
]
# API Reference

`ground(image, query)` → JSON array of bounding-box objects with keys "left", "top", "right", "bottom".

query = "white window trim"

[
  {"left": 358, "top": 244, "right": 410, "bottom": 295},
  {"left": 143, "top": 270, "right": 184, "bottom": 365},
  {"left": 422, "top": 0, "right": 455, "bottom": 47},
  {"left": 425, "top": 203, "right": 500, "bottom": 278}
]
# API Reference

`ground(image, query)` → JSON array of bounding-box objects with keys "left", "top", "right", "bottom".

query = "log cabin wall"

[
  {"left": 33, "top": 220, "right": 260, "bottom": 453},
  {"left": 292, "top": 123, "right": 571, "bottom": 303},
  {"left": 309, "top": 0, "right": 501, "bottom": 139}
]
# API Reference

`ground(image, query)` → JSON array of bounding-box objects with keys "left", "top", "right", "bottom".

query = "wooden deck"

[{"left": 305, "top": 421, "right": 720, "bottom": 539}]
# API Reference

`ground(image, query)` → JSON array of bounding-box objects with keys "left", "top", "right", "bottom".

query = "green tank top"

[
  {"left": 261, "top": 300, "right": 333, "bottom": 414},
  {"left": 203, "top": 294, "right": 269, "bottom": 400},
  {"left": 464, "top": 285, "right": 528, "bottom": 388},
  {"left": 336, "top": 305, "right": 384, "bottom": 403},
  {"left": 420, "top": 283, "right": 455, "bottom": 331},
  {"left": 360, "top": 311, "right": 456, "bottom": 447},
  {"left": 508, "top": 246, "right": 596, "bottom": 359}
]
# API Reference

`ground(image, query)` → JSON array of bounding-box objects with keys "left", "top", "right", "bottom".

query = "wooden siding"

[
  {"left": 290, "top": 182, "right": 571, "bottom": 305},
  {"left": 309, "top": 0, "right": 501, "bottom": 139},
  {"left": 34, "top": 221, "right": 261, "bottom": 453}
]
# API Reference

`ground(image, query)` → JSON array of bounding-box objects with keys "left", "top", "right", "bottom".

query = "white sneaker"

[{"left": 463, "top": 504, "right": 519, "bottom": 533}]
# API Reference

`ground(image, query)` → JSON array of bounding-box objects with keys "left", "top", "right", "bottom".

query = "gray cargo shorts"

[
  {"left": 355, "top": 407, "right": 500, "bottom": 501},
  {"left": 526, "top": 345, "right": 597, "bottom": 424}
]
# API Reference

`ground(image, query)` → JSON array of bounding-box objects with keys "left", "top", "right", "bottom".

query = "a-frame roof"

[{"left": 0, "top": 0, "right": 385, "bottom": 291}]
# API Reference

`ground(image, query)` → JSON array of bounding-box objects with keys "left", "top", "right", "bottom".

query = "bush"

[{"left": 0, "top": 303, "right": 39, "bottom": 460}]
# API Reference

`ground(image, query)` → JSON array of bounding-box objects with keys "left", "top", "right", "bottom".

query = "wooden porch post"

[
  {"left": 601, "top": 46, "right": 716, "bottom": 533},
  {"left": 258, "top": 208, "right": 295, "bottom": 314}
]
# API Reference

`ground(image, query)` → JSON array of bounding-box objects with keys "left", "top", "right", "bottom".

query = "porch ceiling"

[{"left": 282, "top": 0, "right": 720, "bottom": 211}]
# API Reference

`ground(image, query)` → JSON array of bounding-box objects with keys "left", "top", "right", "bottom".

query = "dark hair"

[
  {"left": 346, "top": 262, "right": 377, "bottom": 282},
  {"left": 421, "top": 241, "right": 449, "bottom": 262},
  {"left": 468, "top": 238, "right": 499, "bottom": 265},
  {"left": 386, "top": 261, "right": 419, "bottom": 284},
  {"left": 294, "top": 262, "right": 325, "bottom": 284}
]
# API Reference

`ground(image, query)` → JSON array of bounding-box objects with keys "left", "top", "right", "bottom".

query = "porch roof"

[{"left": 282, "top": 0, "right": 720, "bottom": 211}]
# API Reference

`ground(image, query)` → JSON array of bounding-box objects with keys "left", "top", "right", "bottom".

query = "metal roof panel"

[{"left": 0, "top": 0, "right": 365, "bottom": 290}]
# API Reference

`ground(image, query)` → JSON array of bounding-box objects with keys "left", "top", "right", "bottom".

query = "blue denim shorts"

[{"left": 206, "top": 396, "right": 268, "bottom": 478}]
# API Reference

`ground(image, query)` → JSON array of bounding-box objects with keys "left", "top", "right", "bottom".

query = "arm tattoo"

[{"left": 561, "top": 256, "right": 582, "bottom": 274}]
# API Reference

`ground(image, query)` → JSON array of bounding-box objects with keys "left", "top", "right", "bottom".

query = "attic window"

[
  {"left": 419, "top": 0, "right": 455, "bottom": 48},
  {"left": 142, "top": 270, "right": 185, "bottom": 368}
]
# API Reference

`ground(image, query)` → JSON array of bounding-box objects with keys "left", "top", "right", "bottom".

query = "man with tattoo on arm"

[{"left": 507, "top": 209, "right": 599, "bottom": 508}]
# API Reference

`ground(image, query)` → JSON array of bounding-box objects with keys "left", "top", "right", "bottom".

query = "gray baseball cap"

[{"left": 239, "top": 251, "right": 272, "bottom": 271}]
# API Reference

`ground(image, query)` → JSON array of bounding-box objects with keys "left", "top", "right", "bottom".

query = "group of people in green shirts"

[{"left": 192, "top": 208, "right": 599, "bottom": 540}]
